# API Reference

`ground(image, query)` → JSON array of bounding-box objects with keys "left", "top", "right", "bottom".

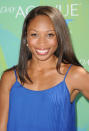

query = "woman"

[{"left": 0, "top": 6, "right": 89, "bottom": 131}]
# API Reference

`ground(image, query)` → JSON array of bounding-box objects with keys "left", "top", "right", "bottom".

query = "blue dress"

[{"left": 7, "top": 64, "right": 76, "bottom": 131}]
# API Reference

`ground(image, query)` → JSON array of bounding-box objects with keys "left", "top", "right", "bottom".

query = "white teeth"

[{"left": 36, "top": 49, "right": 49, "bottom": 53}]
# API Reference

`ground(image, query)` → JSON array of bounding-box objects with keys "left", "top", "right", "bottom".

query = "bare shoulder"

[
  {"left": 0, "top": 69, "right": 16, "bottom": 92},
  {"left": 71, "top": 64, "right": 86, "bottom": 74},
  {"left": 70, "top": 64, "right": 89, "bottom": 90},
  {"left": 71, "top": 65, "right": 87, "bottom": 80}
]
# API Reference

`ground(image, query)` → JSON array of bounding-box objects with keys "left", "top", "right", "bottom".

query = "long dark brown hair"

[{"left": 6, "top": 6, "right": 83, "bottom": 84}]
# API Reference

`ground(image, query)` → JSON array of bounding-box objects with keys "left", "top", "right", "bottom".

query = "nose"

[{"left": 38, "top": 35, "right": 47, "bottom": 46}]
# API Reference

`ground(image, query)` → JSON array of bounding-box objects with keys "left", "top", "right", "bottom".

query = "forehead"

[{"left": 27, "top": 15, "right": 55, "bottom": 31}]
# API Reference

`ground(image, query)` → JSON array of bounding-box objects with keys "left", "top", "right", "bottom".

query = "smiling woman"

[
  {"left": 0, "top": 5, "right": 89, "bottom": 131},
  {"left": 26, "top": 15, "right": 58, "bottom": 61}
]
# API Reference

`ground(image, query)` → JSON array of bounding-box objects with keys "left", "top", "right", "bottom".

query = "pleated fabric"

[{"left": 7, "top": 64, "right": 76, "bottom": 131}]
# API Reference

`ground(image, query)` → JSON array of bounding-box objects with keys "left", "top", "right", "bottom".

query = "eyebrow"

[{"left": 28, "top": 29, "right": 55, "bottom": 32}]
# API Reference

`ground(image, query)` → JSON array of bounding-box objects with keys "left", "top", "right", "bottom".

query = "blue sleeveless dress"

[{"left": 7, "top": 64, "right": 76, "bottom": 131}]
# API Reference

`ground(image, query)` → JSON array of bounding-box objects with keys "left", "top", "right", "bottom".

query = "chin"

[{"left": 36, "top": 56, "right": 50, "bottom": 61}]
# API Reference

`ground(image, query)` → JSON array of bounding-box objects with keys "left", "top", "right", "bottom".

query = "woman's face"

[{"left": 27, "top": 15, "right": 58, "bottom": 61}]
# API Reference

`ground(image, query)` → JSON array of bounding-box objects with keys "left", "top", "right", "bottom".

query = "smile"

[{"left": 36, "top": 48, "right": 50, "bottom": 55}]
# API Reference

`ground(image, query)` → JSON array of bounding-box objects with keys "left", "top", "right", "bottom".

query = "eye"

[
  {"left": 31, "top": 33, "right": 38, "bottom": 36},
  {"left": 48, "top": 33, "right": 55, "bottom": 37}
]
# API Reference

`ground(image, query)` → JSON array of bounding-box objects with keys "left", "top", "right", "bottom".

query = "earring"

[{"left": 26, "top": 43, "right": 28, "bottom": 47}]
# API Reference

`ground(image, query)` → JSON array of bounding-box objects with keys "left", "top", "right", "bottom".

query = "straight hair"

[{"left": 5, "top": 6, "right": 83, "bottom": 85}]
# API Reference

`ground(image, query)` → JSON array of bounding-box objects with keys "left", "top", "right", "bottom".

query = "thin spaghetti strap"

[
  {"left": 14, "top": 69, "right": 17, "bottom": 81},
  {"left": 64, "top": 64, "right": 72, "bottom": 81}
]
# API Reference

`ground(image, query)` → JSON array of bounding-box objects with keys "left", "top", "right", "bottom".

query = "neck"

[{"left": 28, "top": 55, "right": 58, "bottom": 72}]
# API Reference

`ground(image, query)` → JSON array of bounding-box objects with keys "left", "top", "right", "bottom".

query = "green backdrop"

[{"left": 0, "top": 0, "right": 89, "bottom": 130}]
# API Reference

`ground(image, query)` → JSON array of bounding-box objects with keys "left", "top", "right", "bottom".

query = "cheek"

[
  {"left": 27, "top": 39, "right": 38, "bottom": 48},
  {"left": 28, "top": 38, "right": 37, "bottom": 44},
  {"left": 27, "top": 38, "right": 58, "bottom": 49},
  {"left": 49, "top": 39, "right": 58, "bottom": 48}
]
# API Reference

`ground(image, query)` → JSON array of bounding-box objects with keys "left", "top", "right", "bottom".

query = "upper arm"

[
  {"left": 71, "top": 66, "right": 89, "bottom": 100},
  {"left": 0, "top": 70, "right": 16, "bottom": 130}
]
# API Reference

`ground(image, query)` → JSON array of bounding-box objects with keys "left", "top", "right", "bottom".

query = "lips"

[{"left": 35, "top": 48, "right": 50, "bottom": 55}]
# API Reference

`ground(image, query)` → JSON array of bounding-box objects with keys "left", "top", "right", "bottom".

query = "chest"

[
  {"left": 23, "top": 70, "right": 65, "bottom": 91},
  {"left": 9, "top": 81, "right": 75, "bottom": 131}
]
